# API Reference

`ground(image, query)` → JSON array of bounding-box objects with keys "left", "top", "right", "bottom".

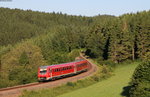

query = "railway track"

[{"left": 0, "top": 55, "right": 98, "bottom": 97}]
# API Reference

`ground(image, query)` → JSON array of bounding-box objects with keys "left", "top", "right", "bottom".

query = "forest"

[{"left": 0, "top": 7, "right": 149, "bottom": 96}]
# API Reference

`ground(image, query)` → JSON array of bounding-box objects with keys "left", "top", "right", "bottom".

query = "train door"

[
  {"left": 49, "top": 68, "right": 52, "bottom": 78},
  {"left": 74, "top": 63, "right": 77, "bottom": 73}
]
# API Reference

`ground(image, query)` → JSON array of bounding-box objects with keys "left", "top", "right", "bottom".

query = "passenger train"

[{"left": 38, "top": 59, "right": 88, "bottom": 81}]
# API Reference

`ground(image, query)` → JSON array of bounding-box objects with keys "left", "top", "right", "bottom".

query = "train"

[{"left": 38, "top": 59, "right": 88, "bottom": 81}]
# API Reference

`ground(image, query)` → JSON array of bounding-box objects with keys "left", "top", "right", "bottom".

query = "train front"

[{"left": 38, "top": 66, "right": 51, "bottom": 81}]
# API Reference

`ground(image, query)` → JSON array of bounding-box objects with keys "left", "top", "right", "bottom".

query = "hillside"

[{"left": 0, "top": 7, "right": 92, "bottom": 46}]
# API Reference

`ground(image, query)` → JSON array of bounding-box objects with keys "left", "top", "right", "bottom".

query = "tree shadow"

[{"left": 121, "top": 85, "right": 132, "bottom": 97}]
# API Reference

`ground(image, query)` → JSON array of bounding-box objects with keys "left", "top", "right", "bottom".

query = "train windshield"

[{"left": 40, "top": 69, "right": 47, "bottom": 74}]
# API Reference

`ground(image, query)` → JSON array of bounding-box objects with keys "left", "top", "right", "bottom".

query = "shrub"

[
  {"left": 129, "top": 61, "right": 150, "bottom": 97},
  {"left": 19, "top": 51, "right": 29, "bottom": 65},
  {"left": 66, "top": 82, "right": 76, "bottom": 87},
  {"left": 92, "top": 74, "right": 100, "bottom": 82},
  {"left": 0, "top": 42, "right": 47, "bottom": 87},
  {"left": 97, "top": 60, "right": 117, "bottom": 67}
]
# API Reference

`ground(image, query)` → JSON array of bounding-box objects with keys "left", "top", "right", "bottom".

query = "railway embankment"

[{"left": 0, "top": 55, "right": 98, "bottom": 97}]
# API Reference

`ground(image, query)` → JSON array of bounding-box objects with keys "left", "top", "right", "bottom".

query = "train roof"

[{"left": 39, "top": 59, "right": 85, "bottom": 69}]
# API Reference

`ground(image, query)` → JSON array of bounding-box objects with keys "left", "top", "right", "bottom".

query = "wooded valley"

[{"left": 0, "top": 7, "right": 149, "bottom": 96}]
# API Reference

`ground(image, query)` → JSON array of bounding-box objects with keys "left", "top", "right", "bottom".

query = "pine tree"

[
  {"left": 86, "top": 25, "right": 106, "bottom": 59},
  {"left": 134, "top": 12, "right": 150, "bottom": 60},
  {"left": 109, "top": 20, "right": 123, "bottom": 63}
]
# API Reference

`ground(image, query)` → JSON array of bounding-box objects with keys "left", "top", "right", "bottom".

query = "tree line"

[
  {"left": 0, "top": 7, "right": 92, "bottom": 46},
  {"left": 86, "top": 11, "right": 150, "bottom": 63}
]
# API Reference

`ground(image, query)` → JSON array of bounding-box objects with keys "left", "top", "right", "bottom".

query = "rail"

[{"left": 0, "top": 54, "right": 98, "bottom": 97}]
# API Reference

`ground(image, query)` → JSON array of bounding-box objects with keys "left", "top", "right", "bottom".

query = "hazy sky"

[{"left": 0, "top": 0, "right": 150, "bottom": 16}]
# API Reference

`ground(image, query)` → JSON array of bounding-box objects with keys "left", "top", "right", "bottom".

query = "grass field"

[{"left": 58, "top": 63, "right": 139, "bottom": 97}]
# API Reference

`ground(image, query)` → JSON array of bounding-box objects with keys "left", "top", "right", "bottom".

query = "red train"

[{"left": 38, "top": 59, "right": 88, "bottom": 81}]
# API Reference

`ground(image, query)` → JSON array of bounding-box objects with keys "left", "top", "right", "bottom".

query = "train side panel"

[{"left": 51, "top": 64, "right": 75, "bottom": 78}]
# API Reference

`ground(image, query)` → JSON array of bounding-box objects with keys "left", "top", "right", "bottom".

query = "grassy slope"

[{"left": 58, "top": 63, "right": 139, "bottom": 97}]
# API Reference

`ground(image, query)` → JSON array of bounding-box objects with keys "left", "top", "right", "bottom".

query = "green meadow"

[{"left": 58, "top": 63, "right": 139, "bottom": 97}]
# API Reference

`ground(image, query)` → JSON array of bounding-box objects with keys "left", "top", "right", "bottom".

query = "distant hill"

[{"left": 0, "top": 7, "right": 94, "bottom": 46}]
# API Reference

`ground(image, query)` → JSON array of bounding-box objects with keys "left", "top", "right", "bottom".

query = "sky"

[{"left": 0, "top": 0, "right": 150, "bottom": 16}]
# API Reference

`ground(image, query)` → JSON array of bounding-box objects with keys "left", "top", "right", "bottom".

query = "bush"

[
  {"left": 129, "top": 61, "right": 150, "bottom": 97},
  {"left": 97, "top": 59, "right": 117, "bottom": 67},
  {"left": 19, "top": 51, "right": 29, "bottom": 65},
  {"left": 118, "top": 59, "right": 133, "bottom": 65},
  {"left": 92, "top": 74, "right": 100, "bottom": 82},
  {"left": 68, "top": 49, "right": 80, "bottom": 61},
  {"left": 66, "top": 82, "right": 76, "bottom": 87}
]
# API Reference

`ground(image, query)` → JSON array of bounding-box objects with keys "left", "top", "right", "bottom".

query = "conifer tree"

[{"left": 86, "top": 25, "right": 106, "bottom": 59}]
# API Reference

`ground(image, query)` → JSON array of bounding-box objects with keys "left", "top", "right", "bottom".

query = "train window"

[
  {"left": 63, "top": 67, "right": 66, "bottom": 70},
  {"left": 66, "top": 67, "right": 69, "bottom": 70},
  {"left": 40, "top": 70, "right": 47, "bottom": 74}
]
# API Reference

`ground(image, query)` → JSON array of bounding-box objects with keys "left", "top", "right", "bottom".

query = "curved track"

[{"left": 0, "top": 55, "right": 98, "bottom": 97}]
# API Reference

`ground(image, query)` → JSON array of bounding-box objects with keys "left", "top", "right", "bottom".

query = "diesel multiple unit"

[{"left": 38, "top": 59, "right": 88, "bottom": 81}]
